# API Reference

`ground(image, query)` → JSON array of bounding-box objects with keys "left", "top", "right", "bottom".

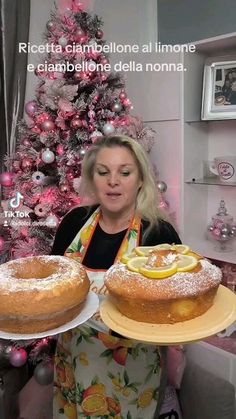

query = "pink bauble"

[
  {"left": 0, "top": 237, "right": 5, "bottom": 252},
  {"left": 31, "top": 125, "right": 42, "bottom": 134},
  {"left": 212, "top": 228, "right": 221, "bottom": 238},
  {"left": 36, "top": 113, "right": 50, "bottom": 124},
  {"left": 88, "top": 110, "right": 95, "bottom": 118},
  {"left": 214, "top": 220, "right": 224, "bottom": 229},
  {"left": 119, "top": 91, "right": 127, "bottom": 100},
  {"left": 101, "top": 73, "right": 107, "bottom": 81},
  {"left": 41, "top": 120, "right": 55, "bottom": 131},
  {"left": 56, "top": 144, "right": 64, "bottom": 156},
  {"left": 74, "top": 71, "right": 81, "bottom": 81},
  {"left": 123, "top": 98, "right": 131, "bottom": 107},
  {"left": 79, "top": 71, "right": 89, "bottom": 80},
  {"left": 20, "top": 228, "right": 28, "bottom": 238},
  {"left": 101, "top": 58, "right": 109, "bottom": 65},
  {"left": 45, "top": 214, "right": 59, "bottom": 228},
  {"left": 79, "top": 35, "right": 87, "bottom": 44},
  {"left": 66, "top": 171, "right": 75, "bottom": 181},
  {"left": 59, "top": 183, "right": 69, "bottom": 193},
  {"left": 77, "top": 29, "right": 85, "bottom": 38},
  {"left": 21, "top": 158, "right": 33, "bottom": 171},
  {"left": 70, "top": 116, "right": 83, "bottom": 129},
  {"left": 96, "top": 29, "right": 104, "bottom": 39},
  {"left": 0, "top": 172, "right": 14, "bottom": 187},
  {"left": 12, "top": 161, "right": 21, "bottom": 171},
  {"left": 10, "top": 348, "right": 27, "bottom": 367},
  {"left": 22, "top": 139, "right": 31, "bottom": 147},
  {"left": 25, "top": 100, "right": 37, "bottom": 116}
]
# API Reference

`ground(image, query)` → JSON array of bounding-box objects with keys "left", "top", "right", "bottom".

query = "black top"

[
  {"left": 51, "top": 206, "right": 181, "bottom": 269},
  {"left": 83, "top": 223, "right": 127, "bottom": 269}
]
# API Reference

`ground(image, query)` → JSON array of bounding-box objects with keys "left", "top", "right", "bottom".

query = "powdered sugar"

[
  {"left": 104, "top": 259, "right": 222, "bottom": 299},
  {"left": 147, "top": 252, "right": 177, "bottom": 267},
  {"left": 0, "top": 255, "right": 86, "bottom": 292}
]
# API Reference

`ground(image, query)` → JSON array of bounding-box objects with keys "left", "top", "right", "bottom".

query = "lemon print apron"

[{"left": 53, "top": 207, "right": 164, "bottom": 419}]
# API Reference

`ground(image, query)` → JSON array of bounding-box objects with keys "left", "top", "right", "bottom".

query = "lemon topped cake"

[{"left": 104, "top": 244, "right": 222, "bottom": 324}]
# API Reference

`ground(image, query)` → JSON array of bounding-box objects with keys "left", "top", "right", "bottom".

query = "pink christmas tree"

[{"left": 0, "top": 0, "right": 156, "bottom": 261}]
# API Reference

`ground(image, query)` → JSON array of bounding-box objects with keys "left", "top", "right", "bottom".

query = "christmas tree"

[
  {"left": 0, "top": 0, "right": 156, "bottom": 262},
  {"left": 0, "top": 1, "right": 177, "bottom": 392}
]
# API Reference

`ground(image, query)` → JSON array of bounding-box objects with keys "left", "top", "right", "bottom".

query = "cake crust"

[
  {"left": 0, "top": 255, "right": 90, "bottom": 333},
  {"left": 104, "top": 256, "right": 222, "bottom": 324}
]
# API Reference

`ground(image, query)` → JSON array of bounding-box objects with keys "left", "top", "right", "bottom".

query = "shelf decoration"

[
  {"left": 207, "top": 200, "right": 236, "bottom": 252},
  {"left": 201, "top": 56, "right": 236, "bottom": 120}
]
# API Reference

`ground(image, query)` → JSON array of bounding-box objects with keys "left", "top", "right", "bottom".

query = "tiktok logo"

[
  {"left": 3, "top": 192, "right": 30, "bottom": 222},
  {"left": 9, "top": 192, "right": 24, "bottom": 209},
  {"left": 3, "top": 191, "right": 30, "bottom": 227}
]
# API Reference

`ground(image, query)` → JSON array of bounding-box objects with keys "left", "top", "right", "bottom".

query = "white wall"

[{"left": 25, "top": 0, "right": 55, "bottom": 104}]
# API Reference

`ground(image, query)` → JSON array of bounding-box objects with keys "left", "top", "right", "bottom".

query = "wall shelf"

[{"left": 186, "top": 178, "right": 236, "bottom": 187}]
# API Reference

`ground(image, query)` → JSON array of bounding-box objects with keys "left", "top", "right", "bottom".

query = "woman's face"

[{"left": 93, "top": 146, "right": 142, "bottom": 216}]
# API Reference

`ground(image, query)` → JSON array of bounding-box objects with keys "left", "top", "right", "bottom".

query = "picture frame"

[{"left": 201, "top": 56, "right": 236, "bottom": 120}]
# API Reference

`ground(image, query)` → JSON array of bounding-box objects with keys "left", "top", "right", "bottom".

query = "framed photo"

[{"left": 201, "top": 56, "right": 236, "bottom": 120}]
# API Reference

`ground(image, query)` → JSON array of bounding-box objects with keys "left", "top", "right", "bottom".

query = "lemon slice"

[
  {"left": 120, "top": 252, "right": 137, "bottom": 264},
  {"left": 139, "top": 262, "right": 178, "bottom": 279},
  {"left": 171, "top": 244, "right": 190, "bottom": 254},
  {"left": 187, "top": 250, "right": 203, "bottom": 260},
  {"left": 134, "top": 246, "right": 158, "bottom": 256},
  {"left": 154, "top": 244, "right": 173, "bottom": 250},
  {"left": 127, "top": 256, "right": 148, "bottom": 273},
  {"left": 176, "top": 255, "right": 198, "bottom": 272}
]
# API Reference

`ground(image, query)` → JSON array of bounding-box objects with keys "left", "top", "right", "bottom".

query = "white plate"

[{"left": 0, "top": 291, "right": 99, "bottom": 340}]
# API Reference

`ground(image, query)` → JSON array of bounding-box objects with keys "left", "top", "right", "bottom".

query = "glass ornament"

[{"left": 207, "top": 200, "right": 235, "bottom": 252}]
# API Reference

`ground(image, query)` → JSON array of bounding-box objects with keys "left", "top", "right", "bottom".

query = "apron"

[{"left": 53, "top": 207, "right": 164, "bottom": 419}]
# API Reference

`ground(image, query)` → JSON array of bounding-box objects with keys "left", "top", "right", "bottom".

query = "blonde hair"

[{"left": 80, "top": 135, "right": 163, "bottom": 231}]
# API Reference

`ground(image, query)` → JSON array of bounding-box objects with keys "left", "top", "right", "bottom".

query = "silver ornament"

[
  {"left": 103, "top": 123, "right": 115, "bottom": 136},
  {"left": 39, "top": 133, "right": 47, "bottom": 144},
  {"left": 78, "top": 148, "right": 86, "bottom": 159},
  {"left": 87, "top": 60, "right": 97, "bottom": 71},
  {"left": 45, "top": 215, "right": 59, "bottom": 228},
  {"left": 58, "top": 36, "right": 68, "bottom": 47},
  {"left": 156, "top": 181, "right": 167, "bottom": 193},
  {"left": 46, "top": 20, "right": 54, "bottom": 31},
  {"left": 220, "top": 226, "right": 230, "bottom": 235},
  {"left": 88, "top": 39, "right": 97, "bottom": 47},
  {"left": 90, "top": 130, "right": 103, "bottom": 139},
  {"left": 112, "top": 102, "right": 122, "bottom": 112},
  {"left": 34, "top": 362, "right": 54, "bottom": 386},
  {"left": 32, "top": 171, "right": 45, "bottom": 185},
  {"left": 220, "top": 233, "right": 229, "bottom": 241},
  {"left": 230, "top": 227, "right": 236, "bottom": 237},
  {"left": 207, "top": 224, "right": 214, "bottom": 232},
  {"left": 42, "top": 149, "right": 55, "bottom": 164}
]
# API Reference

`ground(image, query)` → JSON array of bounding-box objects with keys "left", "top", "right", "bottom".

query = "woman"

[{"left": 52, "top": 135, "right": 181, "bottom": 419}]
